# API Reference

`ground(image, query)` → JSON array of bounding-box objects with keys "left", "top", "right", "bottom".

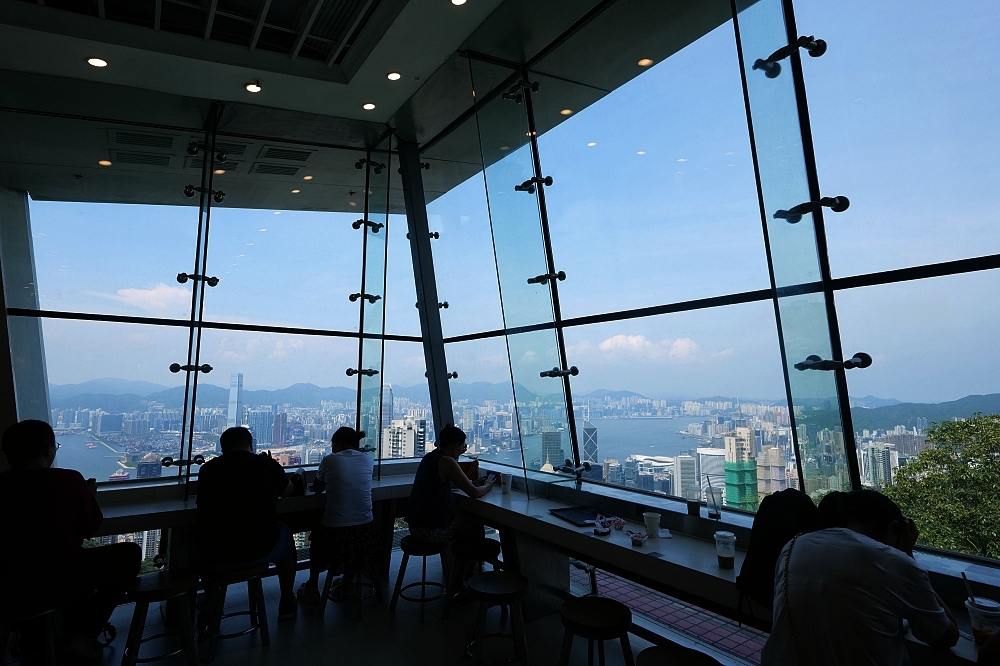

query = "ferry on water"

[
  {"left": 87, "top": 443, "right": 98, "bottom": 449},
  {"left": 109, "top": 469, "right": 130, "bottom": 482}
]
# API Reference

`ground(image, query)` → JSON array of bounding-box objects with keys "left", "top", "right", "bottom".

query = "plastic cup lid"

[
  {"left": 969, "top": 597, "right": 1000, "bottom": 611},
  {"left": 714, "top": 531, "right": 736, "bottom": 539}
]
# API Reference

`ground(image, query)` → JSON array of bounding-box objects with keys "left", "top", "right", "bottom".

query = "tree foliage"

[{"left": 884, "top": 413, "right": 1000, "bottom": 559}]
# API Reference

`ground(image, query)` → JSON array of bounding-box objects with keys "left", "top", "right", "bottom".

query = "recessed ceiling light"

[
  {"left": 638, "top": 58, "right": 654, "bottom": 67},
  {"left": 88, "top": 58, "right": 108, "bottom": 68},
  {"left": 362, "top": 103, "right": 376, "bottom": 110},
  {"left": 387, "top": 72, "right": 401, "bottom": 81},
  {"left": 245, "top": 79, "right": 262, "bottom": 93},
  {"left": 349, "top": 201, "right": 357, "bottom": 207},
  {"left": 587, "top": 142, "right": 596, "bottom": 147},
  {"left": 291, "top": 189, "right": 301, "bottom": 193},
  {"left": 560, "top": 109, "right": 572, "bottom": 115},
  {"left": 214, "top": 169, "right": 225, "bottom": 175},
  {"left": 452, "top": 0, "right": 467, "bottom": 5},
  {"left": 98, "top": 160, "right": 112, "bottom": 166},
  {"left": 499, "top": 146, "right": 510, "bottom": 151},
  {"left": 303, "top": 175, "right": 313, "bottom": 180}
]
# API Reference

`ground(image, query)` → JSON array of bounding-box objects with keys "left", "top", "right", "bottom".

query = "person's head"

[
  {"left": 2, "top": 420, "right": 57, "bottom": 468},
  {"left": 436, "top": 424, "right": 467, "bottom": 459},
  {"left": 219, "top": 427, "right": 254, "bottom": 454},
  {"left": 842, "top": 489, "right": 906, "bottom": 546},
  {"left": 816, "top": 491, "right": 849, "bottom": 529},
  {"left": 331, "top": 426, "right": 365, "bottom": 453}
]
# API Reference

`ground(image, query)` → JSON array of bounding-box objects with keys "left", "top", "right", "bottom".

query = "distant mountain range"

[{"left": 850, "top": 393, "right": 1000, "bottom": 431}]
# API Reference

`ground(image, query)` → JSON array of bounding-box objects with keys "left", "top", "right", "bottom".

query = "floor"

[{"left": 98, "top": 549, "right": 655, "bottom": 666}]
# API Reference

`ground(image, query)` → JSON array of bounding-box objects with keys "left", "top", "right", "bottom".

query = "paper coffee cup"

[
  {"left": 501, "top": 473, "right": 513, "bottom": 494},
  {"left": 643, "top": 512, "right": 660, "bottom": 539}
]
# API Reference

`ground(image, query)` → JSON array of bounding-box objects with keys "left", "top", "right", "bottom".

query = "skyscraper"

[
  {"left": 227, "top": 373, "right": 244, "bottom": 429},
  {"left": 136, "top": 453, "right": 161, "bottom": 479},
  {"left": 271, "top": 412, "right": 287, "bottom": 446},
  {"left": 381, "top": 417, "right": 427, "bottom": 459},
  {"left": 581, "top": 421, "right": 598, "bottom": 465},
  {"left": 541, "top": 431, "right": 565, "bottom": 466},
  {"left": 725, "top": 427, "right": 759, "bottom": 510},
  {"left": 247, "top": 408, "right": 274, "bottom": 448},
  {"left": 757, "top": 445, "right": 787, "bottom": 498},
  {"left": 674, "top": 454, "right": 697, "bottom": 497},
  {"left": 696, "top": 447, "right": 726, "bottom": 502},
  {"left": 382, "top": 383, "right": 394, "bottom": 426}
]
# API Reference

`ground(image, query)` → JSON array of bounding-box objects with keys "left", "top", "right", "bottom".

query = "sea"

[
  {"left": 477, "top": 415, "right": 712, "bottom": 468},
  {"left": 53, "top": 432, "right": 126, "bottom": 481}
]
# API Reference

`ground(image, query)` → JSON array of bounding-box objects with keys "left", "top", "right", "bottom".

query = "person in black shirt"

[
  {"left": 0, "top": 419, "right": 141, "bottom": 661},
  {"left": 196, "top": 427, "right": 300, "bottom": 620}
]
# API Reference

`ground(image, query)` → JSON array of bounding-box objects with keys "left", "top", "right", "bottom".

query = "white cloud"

[
  {"left": 577, "top": 334, "right": 734, "bottom": 365},
  {"left": 93, "top": 283, "right": 189, "bottom": 315}
]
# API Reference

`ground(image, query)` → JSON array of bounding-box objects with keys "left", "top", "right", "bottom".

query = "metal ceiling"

[{"left": 19, "top": 0, "right": 396, "bottom": 67}]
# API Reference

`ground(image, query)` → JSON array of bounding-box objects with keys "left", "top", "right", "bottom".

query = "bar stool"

[
  {"left": 466, "top": 571, "right": 530, "bottom": 666},
  {"left": 0, "top": 607, "right": 59, "bottom": 666},
  {"left": 388, "top": 536, "right": 447, "bottom": 623},
  {"left": 636, "top": 644, "right": 722, "bottom": 665},
  {"left": 558, "top": 596, "right": 635, "bottom": 666},
  {"left": 442, "top": 537, "right": 503, "bottom": 620},
  {"left": 319, "top": 567, "right": 383, "bottom": 622},
  {"left": 199, "top": 564, "right": 270, "bottom": 663},
  {"left": 121, "top": 571, "right": 199, "bottom": 666}
]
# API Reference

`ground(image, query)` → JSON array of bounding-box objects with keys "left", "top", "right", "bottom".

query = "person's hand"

[
  {"left": 896, "top": 517, "right": 919, "bottom": 557},
  {"left": 472, "top": 476, "right": 487, "bottom": 487},
  {"left": 478, "top": 480, "right": 494, "bottom": 497},
  {"left": 86, "top": 478, "right": 98, "bottom": 498}
]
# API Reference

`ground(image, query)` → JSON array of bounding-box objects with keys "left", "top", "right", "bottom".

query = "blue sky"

[{"left": 27, "top": 0, "right": 1000, "bottom": 404}]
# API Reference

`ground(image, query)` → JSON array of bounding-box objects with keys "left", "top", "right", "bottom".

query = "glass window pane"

[
  {"left": 444, "top": 336, "right": 519, "bottom": 469},
  {"left": 203, "top": 207, "right": 362, "bottom": 331},
  {"left": 562, "top": 301, "right": 789, "bottom": 509},
  {"left": 795, "top": 0, "right": 1000, "bottom": 276},
  {"left": 836, "top": 270, "right": 1000, "bottom": 560},
  {"left": 535, "top": 21, "right": 768, "bottom": 318},
  {"left": 427, "top": 172, "right": 505, "bottom": 337},
  {"left": 37, "top": 318, "right": 190, "bottom": 484},
  {"left": 194, "top": 328, "right": 358, "bottom": 466},
  {"left": 30, "top": 201, "right": 197, "bottom": 319},
  {"left": 380, "top": 341, "right": 433, "bottom": 460}
]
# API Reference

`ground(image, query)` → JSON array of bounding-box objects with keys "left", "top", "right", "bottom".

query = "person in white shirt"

[
  {"left": 762, "top": 490, "right": 958, "bottom": 666},
  {"left": 297, "top": 426, "right": 381, "bottom": 605}
]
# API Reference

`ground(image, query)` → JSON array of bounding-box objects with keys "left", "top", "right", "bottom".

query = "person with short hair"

[
  {"left": 762, "top": 489, "right": 959, "bottom": 665},
  {"left": 196, "top": 427, "right": 300, "bottom": 620},
  {"left": 0, "top": 419, "right": 141, "bottom": 661},
  {"left": 405, "top": 424, "right": 493, "bottom": 544},
  {"left": 296, "top": 426, "right": 381, "bottom": 605}
]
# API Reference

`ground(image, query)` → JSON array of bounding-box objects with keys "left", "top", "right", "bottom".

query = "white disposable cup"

[
  {"left": 501, "top": 473, "right": 513, "bottom": 494},
  {"left": 714, "top": 531, "right": 737, "bottom": 569},
  {"left": 643, "top": 512, "right": 660, "bottom": 539}
]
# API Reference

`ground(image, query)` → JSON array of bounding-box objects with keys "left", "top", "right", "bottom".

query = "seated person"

[
  {"left": 0, "top": 420, "right": 141, "bottom": 661},
  {"left": 196, "top": 427, "right": 300, "bottom": 620},
  {"left": 762, "top": 489, "right": 959, "bottom": 666},
  {"left": 405, "top": 424, "right": 493, "bottom": 544},
  {"left": 297, "top": 426, "right": 381, "bottom": 604}
]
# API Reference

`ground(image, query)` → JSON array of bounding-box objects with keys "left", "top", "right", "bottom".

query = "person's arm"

[
  {"left": 890, "top": 552, "right": 959, "bottom": 650},
  {"left": 926, "top": 593, "right": 960, "bottom": 650},
  {"left": 266, "top": 456, "right": 295, "bottom": 497},
  {"left": 71, "top": 471, "right": 103, "bottom": 537},
  {"left": 439, "top": 455, "right": 493, "bottom": 498},
  {"left": 312, "top": 459, "right": 326, "bottom": 493}
]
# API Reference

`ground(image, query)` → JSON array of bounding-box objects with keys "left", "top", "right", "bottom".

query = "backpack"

[{"left": 736, "top": 488, "right": 818, "bottom": 612}]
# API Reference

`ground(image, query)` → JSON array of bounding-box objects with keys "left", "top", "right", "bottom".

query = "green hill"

[{"left": 850, "top": 394, "right": 1000, "bottom": 432}]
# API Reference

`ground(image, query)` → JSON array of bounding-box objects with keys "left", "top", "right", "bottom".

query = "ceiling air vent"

[
  {"left": 249, "top": 163, "right": 300, "bottom": 176},
  {"left": 110, "top": 130, "right": 177, "bottom": 150},
  {"left": 185, "top": 156, "right": 242, "bottom": 172},
  {"left": 215, "top": 141, "right": 250, "bottom": 157},
  {"left": 258, "top": 146, "right": 314, "bottom": 162},
  {"left": 111, "top": 151, "right": 174, "bottom": 167}
]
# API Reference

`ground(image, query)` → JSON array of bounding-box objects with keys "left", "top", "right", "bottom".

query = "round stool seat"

[
  {"left": 467, "top": 572, "right": 528, "bottom": 605},
  {"left": 400, "top": 535, "right": 448, "bottom": 557},
  {"left": 452, "top": 537, "right": 502, "bottom": 563},
  {"left": 127, "top": 570, "right": 200, "bottom": 602},
  {"left": 201, "top": 563, "right": 269, "bottom": 585},
  {"left": 560, "top": 596, "right": 632, "bottom": 641},
  {"left": 636, "top": 644, "right": 722, "bottom": 666}
]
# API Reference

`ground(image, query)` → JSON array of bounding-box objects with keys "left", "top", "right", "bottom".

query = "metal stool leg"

[
  {"left": 442, "top": 559, "right": 464, "bottom": 621},
  {"left": 248, "top": 578, "right": 269, "bottom": 647},
  {"left": 355, "top": 575, "right": 363, "bottom": 623},
  {"left": 177, "top": 592, "right": 198, "bottom": 666},
  {"left": 558, "top": 627, "right": 574, "bottom": 666},
  {"left": 597, "top": 640, "right": 606, "bottom": 666},
  {"left": 420, "top": 555, "right": 427, "bottom": 624},
  {"left": 42, "top": 612, "right": 59, "bottom": 666},
  {"left": 122, "top": 600, "right": 149, "bottom": 666},
  {"left": 511, "top": 601, "right": 530, "bottom": 666},
  {"left": 388, "top": 553, "right": 410, "bottom": 614},
  {"left": 202, "top": 584, "right": 227, "bottom": 663},
  {"left": 0, "top": 622, "right": 11, "bottom": 664},
  {"left": 472, "top": 602, "right": 488, "bottom": 665},
  {"left": 619, "top": 632, "right": 635, "bottom": 666},
  {"left": 587, "top": 639, "right": 594, "bottom": 666},
  {"left": 319, "top": 569, "right": 335, "bottom": 616}
]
